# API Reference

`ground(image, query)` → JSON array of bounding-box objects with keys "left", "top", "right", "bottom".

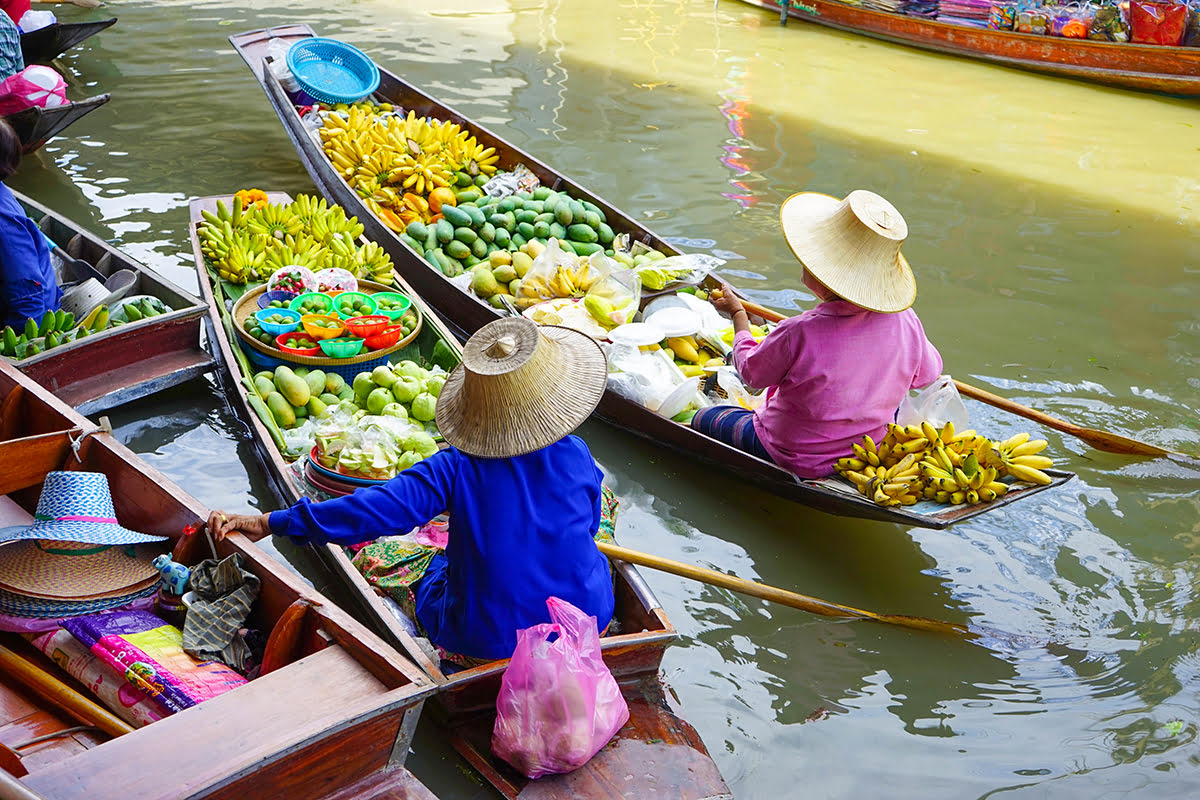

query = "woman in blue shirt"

[
  {"left": 209, "top": 317, "right": 614, "bottom": 662},
  {"left": 0, "top": 118, "right": 61, "bottom": 329}
]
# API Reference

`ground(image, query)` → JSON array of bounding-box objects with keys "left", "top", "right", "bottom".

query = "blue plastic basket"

[{"left": 286, "top": 38, "right": 380, "bottom": 105}]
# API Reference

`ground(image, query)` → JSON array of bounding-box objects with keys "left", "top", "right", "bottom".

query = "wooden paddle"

[
  {"left": 32, "top": 0, "right": 102, "bottom": 8},
  {"left": 596, "top": 541, "right": 975, "bottom": 638},
  {"left": 734, "top": 297, "right": 1186, "bottom": 459},
  {"left": 0, "top": 643, "right": 133, "bottom": 738}
]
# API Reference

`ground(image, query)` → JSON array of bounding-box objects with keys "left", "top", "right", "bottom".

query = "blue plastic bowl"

[
  {"left": 257, "top": 290, "right": 299, "bottom": 310},
  {"left": 254, "top": 308, "right": 302, "bottom": 337},
  {"left": 286, "top": 38, "right": 380, "bottom": 105}
]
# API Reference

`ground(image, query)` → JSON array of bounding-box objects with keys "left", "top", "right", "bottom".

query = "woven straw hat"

[
  {"left": 0, "top": 540, "right": 161, "bottom": 600},
  {"left": 0, "top": 472, "right": 167, "bottom": 547},
  {"left": 780, "top": 189, "right": 917, "bottom": 313},
  {"left": 435, "top": 318, "right": 607, "bottom": 458}
]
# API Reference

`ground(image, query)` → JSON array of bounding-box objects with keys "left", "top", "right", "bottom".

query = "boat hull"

[
  {"left": 4, "top": 93, "right": 110, "bottom": 154},
  {"left": 737, "top": 0, "right": 1200, "bottom": 95},
  {"left": 8, "top": 191, "right": 213, "bottom": 414},
  {"left": 19, "top": 18, "right": 117, "bottom": 64},
  {"left": 230, "top": 24, "right": 1073, "bottom": 530}
]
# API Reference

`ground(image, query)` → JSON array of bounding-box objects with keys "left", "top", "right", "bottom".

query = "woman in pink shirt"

[{"left": 692, "top": 189, "right": 943, "bottom": 479}]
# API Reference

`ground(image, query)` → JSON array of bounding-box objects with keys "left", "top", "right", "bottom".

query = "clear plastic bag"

[
  {"left": 267, "top": 265, "right": 318, "bottom": 296},
  {"left": 633, "top": 253, "right": 723, "bottom": 291},
  {"left": 712, "top": 366, "right": 768, "bottom": 411},
  {"left": 582, "top": 268, "right": 641, "bottom": 329},
  {"left": 491, "top": 597, "right": 629, "bottom": 779},
  {"left": 515, "top": 240, "right": 609, "bottom": 309},
  {"left": 313, "top": 268, "right": 358, "bottom": 295},
  {"left": 896, "top": 375, "right": 969, "bottom": 430}
]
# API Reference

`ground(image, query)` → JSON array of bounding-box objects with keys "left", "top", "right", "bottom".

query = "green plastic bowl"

[
  {"left": 370, "top": 291, "right": 412, "bottom": 320},
  {"left": 289, "top": 291, "right": 335, "bottom": 316},
  {"left": 331, "top": 291, "right": 378, "bottom": 319},
  {"left": 319, "top": 336, "right": 365, "bottom": 358}
]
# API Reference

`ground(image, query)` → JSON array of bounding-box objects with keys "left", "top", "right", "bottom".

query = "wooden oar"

[
  {"left": 596, "top": 541, "right": 975, "bottom": 638},
  {"left": 32, "top": 0, "right": 102, "bottom": 7},
  {"left": 0, "top": 643, "right": 133, "bottom": 738},
  {"left": 735, "top": 297, "right": 1187, "bottom": 459}
]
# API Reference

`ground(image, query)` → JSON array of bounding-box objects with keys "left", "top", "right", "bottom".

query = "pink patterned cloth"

[{"left": 733, "top": 300, "right": 942, "bottom": 478}]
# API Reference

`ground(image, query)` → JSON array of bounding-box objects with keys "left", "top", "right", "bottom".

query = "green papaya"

[
  {"left": 273, "top": 365, "right": 311, "bottom": 406},
  {"left": 440, "top": 205, "right": 471, "bottom": 228},
  {"left": 266, "top": 391, "right": 296, "bottom": 428}
]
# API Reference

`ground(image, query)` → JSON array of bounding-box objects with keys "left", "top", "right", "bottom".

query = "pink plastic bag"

[
  {"left": 491, "top": 596, "right": 629, "bottom": 778},
  {"left": 0, "top": 66, "right": 68, "bottom": 115}
]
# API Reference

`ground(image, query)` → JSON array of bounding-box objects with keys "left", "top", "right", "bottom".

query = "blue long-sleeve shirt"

[
  {"left": 0, "top": 183, "right": 60, "bottom": 330},
  {"left": 269, "top": 435, "right": 615, "bottom": 661}
]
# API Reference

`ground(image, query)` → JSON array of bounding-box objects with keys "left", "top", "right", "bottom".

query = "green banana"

[
  {"left": 1, "top": 326, "right": 17, "bottom": 357},
  {"left": 23, "top": 318, "right": 37, "bottom": 340},
  {"left": 60, "top": 311, "right": 74, "bottom": 331},
  {"left": 37, "top": 311, "right": 54, "bottom": 337},
  {"left": 124, "top": 302, "right": 143, "bottom": 322}
]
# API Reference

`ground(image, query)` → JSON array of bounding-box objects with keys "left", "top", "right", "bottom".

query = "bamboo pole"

[{"left": 0, "top": 644, "right": 133, "bottom": 738}]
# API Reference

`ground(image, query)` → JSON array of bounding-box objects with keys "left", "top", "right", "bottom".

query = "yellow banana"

[
  {"left": 1010, "top": 455, "right": 1054, "bottom": 470},
  {"left": 1007, "top": 463, "right": 1053, "bottom": 485},
  {"left": 1010, "top": 440, "right": 1049, "bottom": 457},
  {"left": 1000, "top": 432, "right": 1030, "bottom": 450},
  {"left": 940, "top": 421, "right": 956, "bottom": 444}
]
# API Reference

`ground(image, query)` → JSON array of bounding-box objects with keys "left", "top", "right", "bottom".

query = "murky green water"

[{"left": 13, "top": 0, "right": 1200, "bottom": 796}]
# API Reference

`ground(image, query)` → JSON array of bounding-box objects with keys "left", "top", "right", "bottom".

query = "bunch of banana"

[
  {"left": 199, "top": 195, "right": 248, "bottom": 232},
  {"left": 261, "top": 235, "right": 326, "bottom": 276},
  {"left": 839, "top": 447, "right": 923, "bottom": 507},
  {"left": 306, "top": 202, "right": 364, "bottom": 243},
  {"left": 288, "top": 194, "right": 330, "bottom": 229},
  {"left": 987, "top": 433, "right": 1054, "bottom": 485},
  {"left": 355, "top": 241, "right": 394, "bottom": 285},
  {"left": 919, "top": 451, "right": 1007, "bottom": 504},
  {"left": 245, "top": 201, "right": 303, "bottom": 241},
  {"left": 217, "top": 232, "right": 267, "bottom": 284}
]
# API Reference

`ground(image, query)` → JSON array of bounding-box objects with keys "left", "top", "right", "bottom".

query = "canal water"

[{"left": 13, "top": 0, "right": 1200, "bottom": 796}]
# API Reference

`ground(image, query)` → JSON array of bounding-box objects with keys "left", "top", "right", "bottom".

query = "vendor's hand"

[
  {"left": 710, "top": 282, "right": 745, "bottom": 319},
  {"left": 206, "top": 511, "right": 272, "bottom": 542}
]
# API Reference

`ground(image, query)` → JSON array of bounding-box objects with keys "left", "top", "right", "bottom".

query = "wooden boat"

[
  {"left": 736, "top": 0, "right": 1200, "bottom": 96},
  {"left": 5, "top": 190, "right": 214, "bottom": 415},
  {"left": 189, "top": 190, "right": 730, "bottom": 800},
  {"left": 230, "top": 24, "right": 1074, "bottom": 530},
  {"left": 20, "top": 17, "right": 117, "bottom": 65},
  {"left": 0, "top": 357, "right": 439, "bottom": 800},
  {"left": 4, "top": 93, "right": 110, "bottom": 155}
]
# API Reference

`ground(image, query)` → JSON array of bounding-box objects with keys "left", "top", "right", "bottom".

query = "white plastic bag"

[
  {"left": 896, "top": 375, "right": 969, "bottom": 430},
  {"left": 713, "top": 366, "right": 767, "bottom": 411}
]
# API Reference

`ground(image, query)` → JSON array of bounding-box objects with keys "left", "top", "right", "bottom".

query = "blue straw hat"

[{"left": 0, "top": 472, "right": 167, "bottom": 546}]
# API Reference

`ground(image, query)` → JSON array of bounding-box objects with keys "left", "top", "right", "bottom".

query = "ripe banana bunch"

[
  {"left": 355, "top": 241, "right": 394, "bottom": 285},
  {"left": 263, "top": 235, "right": 326, "bottom": 274},
  {"left": 839, "top": 446, "right": 923, "bottom": 507},
  {"left": 919, "top": 451, "right": 1007, "bottom": 504},
  {"left": 453, "top": 136, "right": 498, "bottom": 177},
  {"left": 392, "top": 152, "right": 451, "bottom": 195},
  {"left": 324, "top": 133, "right": 371, "bottom": 180},
  {"left": 289, "top": 194, "right": 330, "bottom": 229},
  {"left": 989, "top": 433, "right": 1054, "bottom": 485}
]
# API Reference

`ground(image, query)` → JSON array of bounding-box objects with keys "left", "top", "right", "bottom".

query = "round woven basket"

[{"left": 232, "top": 280, "right": 422, "bottom": 367}]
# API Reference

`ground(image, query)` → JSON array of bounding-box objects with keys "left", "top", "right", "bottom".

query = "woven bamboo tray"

[{"left": 232, "top": 280, "right": 422, "bottom": 368}]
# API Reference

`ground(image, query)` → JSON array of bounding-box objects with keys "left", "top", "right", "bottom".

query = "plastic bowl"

[
  {"left": 289, "top": 291, "right": 335, "bottom": 316},
  {"left": 300, "top": 313, "right": 347, "bottom": 340},
  {"left": 332, "top": 291, "right": 378, "bottom": 319},
  {"left": 254, "top": 308, "right": 302, "bottom": 336},
  {"left": 363, "top": 324, "right": 405, "bottom": 351},
  {"left": 319, "top": 336, "right": 366, "bottom": 358},
  {"left": 370, "top": 291, "right": 412, "bottom": 320},
  {"left": 257, "top": 290, "right": 299, "bottom": 310},
  {"left": 343, "top": 314, "right": 390, "bottom": 338},
  {"left": 275, "top": 332, "right": 322, "bottom": 356}
]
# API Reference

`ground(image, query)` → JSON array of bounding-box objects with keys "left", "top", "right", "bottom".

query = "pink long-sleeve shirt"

[{"left": 733, "top": 300, "right": 943, "bottom": 479}]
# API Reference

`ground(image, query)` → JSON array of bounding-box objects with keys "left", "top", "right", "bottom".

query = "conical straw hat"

[
  {"left": 0, "top": 539, "right": 161, "bottom": 600},
  {"left": 780, "top": 189, "right": 917, "bottom": 313},
  {"left": 435, "top": 318, "right": 608, "bottom": 458}
]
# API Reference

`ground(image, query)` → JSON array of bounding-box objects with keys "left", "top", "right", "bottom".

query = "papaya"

[
  {"left": 440, "top": 205, "right": 471, "bottom": 228},
  {"left": 303, "top": 370, "right": 327, "bottom": 397},
  {"left": 274, "top": 365, "right": 311, "bottom": 406},
  {"left": 253, "top": 375, "right": 276, "bottom": 399},
  {"left": 567, "top": 224, "right": 599, "bottom": 243},
  {"left": 266, "top": 391, "right": 296, "bottom": 428}
]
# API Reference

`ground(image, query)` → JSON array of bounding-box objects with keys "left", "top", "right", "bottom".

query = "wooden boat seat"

[{"left": 23, "top": 644, "right": 398, "bottom": 800}]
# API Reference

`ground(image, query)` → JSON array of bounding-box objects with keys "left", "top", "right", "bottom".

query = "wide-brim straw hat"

[
  {"left": 780, "top": 189, "right": 917, "bottom": 313},
  {"left": 0, "top": 471, "right": 167, "bottom": 547},
  {"left": 435, "top": 318, "right": 608, "bottom": 458},
  {"left": 0, "top": 540, "right": 161, "bottom": 600}
]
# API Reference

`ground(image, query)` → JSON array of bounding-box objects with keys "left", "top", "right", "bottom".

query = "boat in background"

[
  {"left": 735, "top": 0, "right": 1200, "bottom": 96},
  {"left": 20, "top": 17, "right": 117, "bottom": 65},
  {"left": 0, "top": 356, "right": 439, "bottom": 800},
  {"left": 230, "top": 24, "right": 1072, "bottom": 530},
  {"left": 189, "top": 190, "right": 731, "bottom": 800},
  {"left": 4, "top": 93, "right": 110, "bottom": 154},
  {"left": 7, "top": 190, "right": 214, "bottom": 415}
]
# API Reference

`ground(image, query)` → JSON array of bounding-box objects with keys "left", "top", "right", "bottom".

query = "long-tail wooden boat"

[
  {"left": 230, "top": 24, "right": 1073, "bottom": 530},
  {"left": 6, "top": 190, "right": 214, "bottom": 415},
  {"left": 0, "top": 357, "right": 439, "bottom": 800},
  {"left": 4, "top": 93, "right": 110, "bottom": 155},
  {"left": 736, "top": 0, "right": 1200, "bottom": 96},
  {"left": 189, "top": 190, "right": 731, "bottom": 800},
  {"left": 20, "top": 17, "right": 117, "bottom": 65}
]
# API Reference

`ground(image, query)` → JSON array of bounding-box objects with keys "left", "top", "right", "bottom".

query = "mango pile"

[
  {"left": 834, "top": 422, "right": 1056, "bottom": 508},
  {"left": 198, "top": 194, "right": 393, "bottom": 286}
]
